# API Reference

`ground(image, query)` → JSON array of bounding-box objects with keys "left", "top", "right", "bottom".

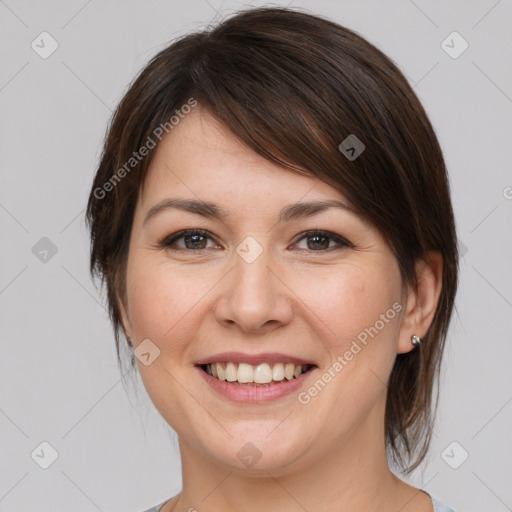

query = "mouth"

[
  {"left": 194, "top": 352, "right": 319, "bottom": 402},
  {"left": 198, "top": 361, "right": 316, "bottom": 387}
]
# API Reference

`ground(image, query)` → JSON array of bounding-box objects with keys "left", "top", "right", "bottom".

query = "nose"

[{"left": 213, "top": 242, "right": 294, "bottom": 335}]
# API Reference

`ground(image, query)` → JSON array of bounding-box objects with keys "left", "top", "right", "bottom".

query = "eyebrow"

[{"left": 142, "top": 198, "right": 358, "bottom": 227}]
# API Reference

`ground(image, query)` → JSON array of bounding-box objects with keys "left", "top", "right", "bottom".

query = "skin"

[{"left": 119, "top": 107, "right": 443, "bottom": 512}]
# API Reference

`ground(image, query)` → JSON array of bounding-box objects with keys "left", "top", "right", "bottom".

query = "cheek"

[
  {"left": 297, "top": 263, "right": 399, "bottom": 352},
  {"left": 124, "top": 257, "right": 205, "bottom": 418},
  {"left": 296, "top": 266, "right": 401, "bottom": 420},
  {"left": 125, "top": 257, "right": 202, "bottom": 356}
]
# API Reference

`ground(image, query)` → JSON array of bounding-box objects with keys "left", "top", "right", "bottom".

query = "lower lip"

[{"left": 196, "top": 366, "right": 316, "bottom": 403}]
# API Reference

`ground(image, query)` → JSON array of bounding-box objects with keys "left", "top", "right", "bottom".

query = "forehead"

[{"left": 139, "top": 107, "right": 352, "bottom": 213}]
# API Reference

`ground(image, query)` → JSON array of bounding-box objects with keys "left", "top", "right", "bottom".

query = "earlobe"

[{"left": 397, "top": 251, "right": 443, "bottom": 354}]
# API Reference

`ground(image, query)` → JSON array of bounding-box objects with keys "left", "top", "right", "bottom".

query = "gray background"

[{"left": 1, "top": 0, "right": 511, "bottom": 511}]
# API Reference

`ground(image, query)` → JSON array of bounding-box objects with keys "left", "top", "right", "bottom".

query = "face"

[{"left": 120, "top": 107, "right": 414, "bottom": 475}]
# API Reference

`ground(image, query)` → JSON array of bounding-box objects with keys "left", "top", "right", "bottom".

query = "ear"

[
  {"left": 118, "top": 296, "right": 133, "bottom": 341},
  {"left": 397, "top": 250, "right": 443, "bottom": 354}
]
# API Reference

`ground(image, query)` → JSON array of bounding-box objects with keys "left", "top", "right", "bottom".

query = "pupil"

[
  {"left": 309, "top": 235, "right": 328, "bottom": 250},
  {"left": 186, "top": 235, "right": 206, "bottom": 249}
]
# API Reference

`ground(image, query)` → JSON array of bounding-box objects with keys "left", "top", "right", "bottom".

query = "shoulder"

[
  {"left": 413, "top": 488, "right": 456, "bottom": 512},
  {"left": 431, "top": 496, "right": 456, "bottom": 512}
]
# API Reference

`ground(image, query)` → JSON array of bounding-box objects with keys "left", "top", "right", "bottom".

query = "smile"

[
  {"left": 195, "top": 355, "right": 318, "bottom": 402},
  {"left": 201, "top": 362, "right": 314, "bottom": 386}
]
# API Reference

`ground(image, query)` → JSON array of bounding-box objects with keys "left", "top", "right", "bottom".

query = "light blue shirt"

[
  {"left": 431, "top": 496, "right": 456, "bottom": 511},
  {"left": 141, "top": 492, "right": 456, "bottom": 511}
]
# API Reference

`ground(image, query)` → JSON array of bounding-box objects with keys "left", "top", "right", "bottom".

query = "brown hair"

[{"left": 86, "top": 6, "right": 458, "bottom": 475}]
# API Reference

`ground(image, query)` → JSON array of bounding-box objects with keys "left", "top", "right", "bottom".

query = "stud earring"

[
  {"left": 411, "top": 334, "right": 422, "bottom": 348},
  {"left": 127, "top": 337, "right": 133, "bottom": 347}
]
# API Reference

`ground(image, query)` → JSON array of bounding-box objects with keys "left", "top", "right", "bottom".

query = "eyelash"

[{"left": 159, "top": 229, "right": 352, "bottom": 253}]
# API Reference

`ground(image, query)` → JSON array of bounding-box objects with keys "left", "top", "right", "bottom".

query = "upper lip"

[{"left": 194, "top": 352, "right": 317, "bottom": 366}]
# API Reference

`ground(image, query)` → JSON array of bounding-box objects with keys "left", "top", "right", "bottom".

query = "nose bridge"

[
  {"left": 233, "top": 235, "right": 276, "bottom": 305},
  {"left": 215, "top": 235, "right": 292, "bottom": 332}
]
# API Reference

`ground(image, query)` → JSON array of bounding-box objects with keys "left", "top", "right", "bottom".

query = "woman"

[{"left": 86, "top": 7, "right": 458, "bottom": 512}]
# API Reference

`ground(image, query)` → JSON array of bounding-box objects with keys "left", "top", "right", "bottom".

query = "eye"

[
  {"left": 292, "top": 229, "right": 351, "bottom": 251},
  {"left": 160, "top": 229, "right": 351, "bottom": 252},
  {"left": 160, "top": 229, "right": 219, "bottom": 251}
]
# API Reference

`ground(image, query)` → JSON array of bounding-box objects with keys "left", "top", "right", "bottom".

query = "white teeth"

[
  {"left": 272, "top": 363, "right": 285, "bottom": 381},
  {"left": 254, "top": 363, "right": 273, "bottom": 384},
  {"left": 216, "top": 362, "right": 225, "bottom": 381},
  {"left": 225, "top": 362, "right": 237, "bottom": 382},
  {"left": 204, "top": 361, "right": 311, "bottom": 384},
  {"left": 237, "top": 363, "right": 254, "bottom": 383}
]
